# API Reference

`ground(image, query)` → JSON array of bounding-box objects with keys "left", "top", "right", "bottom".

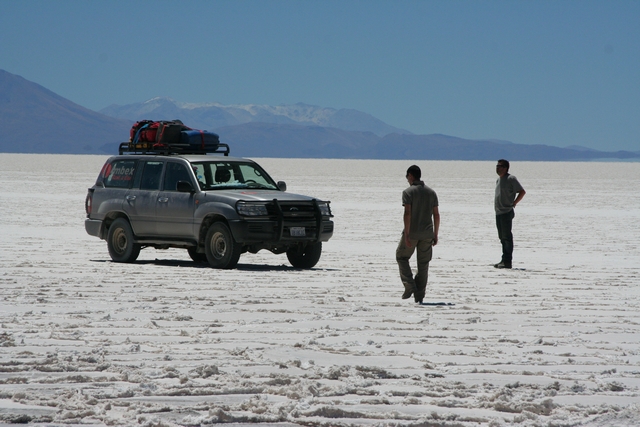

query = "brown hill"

[{"left": 0, "top": 69, "right": 131, "bottom": 154}]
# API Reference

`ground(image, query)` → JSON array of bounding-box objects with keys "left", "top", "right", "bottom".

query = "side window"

[
  {"left": 139, "top": 161, "right": 164, "bottom": 190},
  {"left": 103, "top": 160, "right": 137, "bottom": 188},
  {"left": 163, "top": 162, "right": 192, "bottom": 191}
]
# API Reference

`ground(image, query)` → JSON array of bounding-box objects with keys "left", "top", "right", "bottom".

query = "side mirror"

[
  {"left": 277, "top": 181, "right": 287, "bottom": 192},
  {"left": 177, "top": 181, "right": 195, "bottom": 193}
]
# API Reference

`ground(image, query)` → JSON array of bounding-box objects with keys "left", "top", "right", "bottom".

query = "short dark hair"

[
  {"left": 407, "top": 165, "right": 421, "bottom": 180},
  {"left": 497, "top": 159, "right": 510, "bottom": 171}
]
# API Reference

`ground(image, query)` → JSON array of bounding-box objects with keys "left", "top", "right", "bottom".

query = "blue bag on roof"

[{"left": 180, "top": 130, "right": 220, "bottom": 148}]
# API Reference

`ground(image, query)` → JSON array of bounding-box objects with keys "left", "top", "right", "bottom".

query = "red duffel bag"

[
  {"left": 138, "top": 122, "right": 159, "bottom": 142},
  {"left": 130, "top": 120, "right": 152, "bottom": 142}
]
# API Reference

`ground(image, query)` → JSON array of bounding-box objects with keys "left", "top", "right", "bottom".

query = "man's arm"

[
  {"left": 403, "top": 204, "right": 412, "bottom": 247},
  {"left": 513, "top": 189, "right": 526, "bottom": 208},
  {"left": 432, "top": 206, "right": 440, "bottom": 246}
]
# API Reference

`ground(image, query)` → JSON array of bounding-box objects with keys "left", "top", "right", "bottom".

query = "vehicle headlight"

[
  {"left": 236, "top": 202, "right": 268, "bottom": 216},
  {"left": 317, "top": 201, "right": 332, "bottom": 216}
]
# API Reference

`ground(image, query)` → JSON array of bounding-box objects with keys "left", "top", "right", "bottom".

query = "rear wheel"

[
  {"left": 286, "top": 242, "right": 322, "bottom": 269},
  {"left": 107, "top": 218, "right": 141, "bottom": 263},
  {"left": 205, "top": 223, "right": 242, "bottom": 269}
]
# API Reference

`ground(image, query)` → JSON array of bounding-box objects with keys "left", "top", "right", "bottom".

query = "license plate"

[{"left": 290, "top": 227, "right": 306, "bottom": 237}]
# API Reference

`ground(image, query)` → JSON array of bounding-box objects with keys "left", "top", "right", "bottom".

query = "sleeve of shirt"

[
  {"left": 510, "top": 176, "right": 524, "bottom": 192},
  {"left": 402, "top": 189, "right": 411, "bottom": 206}
]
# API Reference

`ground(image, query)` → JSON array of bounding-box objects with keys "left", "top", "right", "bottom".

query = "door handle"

[
  {"left": 126, "top": 195, "right": 136, "bottom": 201},
  {"left": 158, "top": 197, "right": 169, "bottom": 203}
]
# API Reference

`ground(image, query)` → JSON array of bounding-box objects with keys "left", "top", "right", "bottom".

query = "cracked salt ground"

[{"left": 0, "top": 155, "right": 639, "bottom": 426}]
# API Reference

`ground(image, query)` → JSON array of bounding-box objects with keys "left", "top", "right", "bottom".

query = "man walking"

[
  {"left": 396, "top": 165, "right": 440, "bottom": 304},
  {"left": 494, "top": 159, "right": 526, "bottom": 269}
]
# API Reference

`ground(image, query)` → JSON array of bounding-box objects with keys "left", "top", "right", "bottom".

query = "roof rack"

[{"left": 118, "top": 142, "right": 230, "bottom": 156}]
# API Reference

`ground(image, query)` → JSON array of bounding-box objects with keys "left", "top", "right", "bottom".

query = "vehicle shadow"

[
  {"left": 90, "top": 259, "right": 339, "bottom": 272},
  {"left": 236, "top": 263, "right": 339, "bottom": 272},
  {"left": 237, "top": 263, "right": 298, "bottom": 271},
  {"left": 90, "top": 258, "right": 210, "bottom": 268}
]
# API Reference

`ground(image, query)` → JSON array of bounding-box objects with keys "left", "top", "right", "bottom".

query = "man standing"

[
  {"left": 494, "top": 159, "right": 526, "bottom": 269},
  {"left": 396, "top": 165, "right": 440, "bottom": 304}
]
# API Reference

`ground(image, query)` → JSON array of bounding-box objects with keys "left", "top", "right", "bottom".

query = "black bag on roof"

[{"left": 156, "top": 120, "right": 190, "bottom": 145}]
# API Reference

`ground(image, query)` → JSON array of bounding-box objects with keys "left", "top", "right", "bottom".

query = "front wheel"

[
  {"left": 205, "top": 222, "right": 242, "bottom": 269},
  {"left": 107, "top": 218, "right": 141, "bottom": 263},
  {"left": 286, "top": 242, "right": 322, "bottom": 269}
]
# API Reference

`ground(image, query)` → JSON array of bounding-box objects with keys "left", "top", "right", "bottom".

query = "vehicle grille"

[
  {"left": 267, "top": 201, "right": 318, "bottom": 219},
  {"left": 248, "top": 224, "right": 265, "bottom": 233}
]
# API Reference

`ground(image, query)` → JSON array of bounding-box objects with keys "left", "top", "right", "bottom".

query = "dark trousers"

[{"left": 496, "top": 210, "right": 515, "bottom": 265}]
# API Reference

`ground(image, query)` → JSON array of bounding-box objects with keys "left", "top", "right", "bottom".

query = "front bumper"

[
  {"left": 230, "top": 198, "right": 334, "bottom": 244},
  {"left": 229, "top": 219, "right": 334, "bottom": 243}
]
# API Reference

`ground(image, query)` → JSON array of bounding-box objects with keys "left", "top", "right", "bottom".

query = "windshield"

[{"left": 190, "top": 160, "right": 279, "bottom": 191}]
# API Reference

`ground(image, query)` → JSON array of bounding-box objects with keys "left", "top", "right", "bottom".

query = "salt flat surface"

[{"left": 0, "top": 154, "right": 639, "bottom": 426}]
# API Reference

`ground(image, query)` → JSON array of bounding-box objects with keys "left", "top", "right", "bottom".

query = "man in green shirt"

[{"left": 396, "top": 165, "right": 440, "bottom": 304}]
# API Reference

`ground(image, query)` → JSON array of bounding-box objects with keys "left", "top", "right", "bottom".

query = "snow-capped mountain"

[{"left": 99, "top": 97, "right": 412, "bottom": 137}]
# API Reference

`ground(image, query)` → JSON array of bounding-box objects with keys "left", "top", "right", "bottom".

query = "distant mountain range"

[
  {"left": 1, "top": 69, "right": 638, "bottom": 161},
  {"left": 100, "top": 97, "right": 411, "bottom": 138}
]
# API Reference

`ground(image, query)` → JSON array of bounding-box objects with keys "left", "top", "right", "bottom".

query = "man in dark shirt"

[
  {"left": 494, "top": 159, "right": 526, "bottom": 269},
  {"left": 396, "top": 165, "right": 440, "bottom": 304}
]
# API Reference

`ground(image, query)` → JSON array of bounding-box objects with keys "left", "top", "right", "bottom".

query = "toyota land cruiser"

[{"left": 84, "top": 141, "right": 333, "bottom": 269}]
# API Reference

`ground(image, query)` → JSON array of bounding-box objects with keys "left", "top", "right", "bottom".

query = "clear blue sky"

[{"left": 1, "top": 0, "right": 638, "bottom": 151}]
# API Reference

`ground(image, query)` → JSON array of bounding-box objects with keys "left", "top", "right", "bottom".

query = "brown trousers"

[{"left": 396, "top": 233, "right": 433, "bottom": 302}]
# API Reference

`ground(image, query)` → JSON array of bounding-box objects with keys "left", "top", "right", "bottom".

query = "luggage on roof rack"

[
  {"left": 121, "top": 120, "right": 229, "bottom": 155},
  {"left": 130, "top": 120, "right": 187, "bottom": 145}
]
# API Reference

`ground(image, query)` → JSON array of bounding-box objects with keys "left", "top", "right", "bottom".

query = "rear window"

[
  {"left": 139, "top": 161, "right": 164, "bottom": 190},
  {"left": 102, "top": 160, "right": 137, "bottom": 188}
]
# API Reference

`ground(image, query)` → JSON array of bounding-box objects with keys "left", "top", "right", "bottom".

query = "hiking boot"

[
  {"left": 402, "top": 289, "right": 414, "bottom": 299},
  {"left": 494, "top": 262, "right": 512, "bottom": 269}
]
